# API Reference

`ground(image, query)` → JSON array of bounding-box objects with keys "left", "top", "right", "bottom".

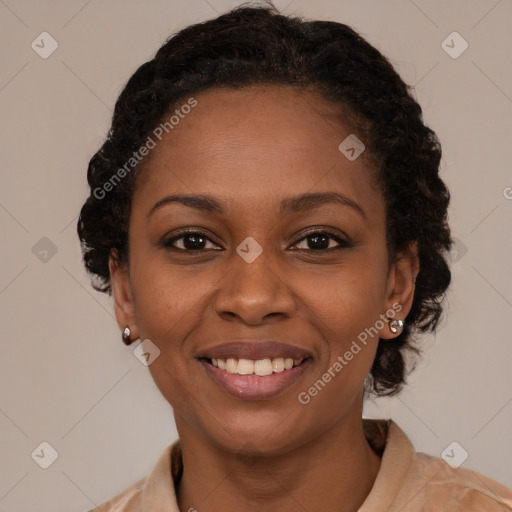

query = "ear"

[
  {"left": 379, "top": 241, "right": 419, "bottom": 340},
  {"left": 109, "top": 250, "right": 139, "bottom": 341}
]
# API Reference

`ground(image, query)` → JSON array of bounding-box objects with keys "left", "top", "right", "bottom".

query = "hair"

[{"left": 77, "top": 2, "right": 452, "bottom": 396}]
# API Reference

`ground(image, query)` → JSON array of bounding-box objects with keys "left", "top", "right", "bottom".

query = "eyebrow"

[{"left": 147, "top": 192, "right": 366, "bottom": 220}]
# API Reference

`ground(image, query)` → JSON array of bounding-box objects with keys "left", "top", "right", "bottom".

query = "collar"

[{"left": 139, "top": 419, "right": 412, "bottom": 511}]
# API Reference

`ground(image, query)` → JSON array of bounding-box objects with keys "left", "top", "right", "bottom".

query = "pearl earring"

[
  {"left": 389, "top": 319, "right": 404, "bottom": 334},
  {"left": 122, "top": 326, "right": 132, "bottom": 345}
]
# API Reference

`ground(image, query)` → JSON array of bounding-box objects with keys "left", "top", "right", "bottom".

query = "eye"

[
  {"left": 162, "top": 231, "right": 222, "bottom": 251},
  {"left": 289, "top": 230, "right": 351, "bottom": 251},
  {"left": 161, "top": 229, "right": 350, "bottom": 253}
]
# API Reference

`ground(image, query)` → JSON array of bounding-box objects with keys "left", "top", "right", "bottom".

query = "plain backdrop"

[{"left": 1, "top": 1, "right": 511, "bottom": 510}]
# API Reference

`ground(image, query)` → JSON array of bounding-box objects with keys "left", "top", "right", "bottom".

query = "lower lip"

[{"left": 199, "top": 358, "right": 312, "bottom": 400}]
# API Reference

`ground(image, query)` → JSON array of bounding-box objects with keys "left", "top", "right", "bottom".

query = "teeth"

[
  {"left": 225, "top": 358, "right": 238, "bottom": 373},
  {"left": 254, "top": 358, "right": 273, "bottom": 376},
  {"left": 272, "top": 358, "right": 284, "bottom": 373},
  {"left": 237, "top": 359, "right": 254, "bottom": 375},
  {"left": 209, "top": 357, "right": 304, "bottom": 376}
]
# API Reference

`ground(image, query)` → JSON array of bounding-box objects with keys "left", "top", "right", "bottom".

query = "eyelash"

[{"left": 161, "top": 229, "right": 351, "bottom": 253}]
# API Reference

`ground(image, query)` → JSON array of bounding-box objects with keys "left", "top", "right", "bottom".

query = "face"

[{"left": 110, "top": 86, "right": 417, "bottom": 455}]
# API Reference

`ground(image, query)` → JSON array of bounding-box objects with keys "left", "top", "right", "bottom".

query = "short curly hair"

[{"left": 77, "top": 3, "right": 452, "bottom": 396}]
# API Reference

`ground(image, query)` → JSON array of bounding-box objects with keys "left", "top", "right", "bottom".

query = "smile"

[
  {"left": 209, "top": 357, "right": 305, "bottom": 376},
  {"left": 200, "top": 357, "right": 311, "bottom": 400}
]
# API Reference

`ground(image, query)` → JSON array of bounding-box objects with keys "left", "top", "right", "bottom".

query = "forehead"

[{"left": 133, "top": 86, "right": 380, "bottom": 214}]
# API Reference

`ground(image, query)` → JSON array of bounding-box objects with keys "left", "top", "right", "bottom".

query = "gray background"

[{"left": 1, "top": 0, "right": 511, "bottom": 510}]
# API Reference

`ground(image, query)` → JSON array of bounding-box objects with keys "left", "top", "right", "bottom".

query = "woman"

[{"left": 78, "top": 4, "right": 512, "bottom": 511}]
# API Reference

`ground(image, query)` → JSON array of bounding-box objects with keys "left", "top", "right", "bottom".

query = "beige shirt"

[{"left": 90, "top": 419, "right": 512, "bottom": 511}]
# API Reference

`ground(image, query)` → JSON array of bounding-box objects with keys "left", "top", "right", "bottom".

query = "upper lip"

[{"left": 197, "top": 341, "right": 313, "bottom": 361}]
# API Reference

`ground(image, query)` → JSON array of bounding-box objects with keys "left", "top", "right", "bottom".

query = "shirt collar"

[
  {"left": 140, "top": 441, "right": 182, "bottom": 511},
  {"left": 359, "top": 420, "right": 415, "bottom": 511},
  {"left": 139, "top": 419, "right": 413, "bottom": 511}
]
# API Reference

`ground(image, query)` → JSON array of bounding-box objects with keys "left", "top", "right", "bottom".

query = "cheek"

[
  {"left": 132, "top": 272, "right": 205, "bottom": 415},
  {"left": 128, "top": 256, "right": 216, "bottom": 402},
  {"left": 299, "top": 257, "right": 388, "bottom": 347},
  {"left": 129, "top": 243, "right": 210, "bottom": 341},
  {"left": 291, "top": 258, "right": 389, "bottom": 410},
  {"left": 295, "top": 268, "right": 384, "bottom": 415}
]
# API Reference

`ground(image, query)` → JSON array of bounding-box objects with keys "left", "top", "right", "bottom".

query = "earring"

[
  {"left": 122, "top": 326, "right": 132, "bottom": 345},
  {"left": 389, "top": 319, "right": 404, "bottom": 335}
]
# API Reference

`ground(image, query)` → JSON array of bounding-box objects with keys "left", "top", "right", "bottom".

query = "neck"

[{"left": 175, "top": 410, "right": 381, "bottom": 512}]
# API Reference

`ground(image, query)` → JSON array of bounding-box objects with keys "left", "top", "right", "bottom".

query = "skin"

[{"left": 109, "top": 86, "right": 419, "bottom": 512}]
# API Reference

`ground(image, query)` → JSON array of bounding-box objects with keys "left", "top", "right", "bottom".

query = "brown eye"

[
  {"left": 163, "top": 231, "right": 222, "bottom": 251},
  {"left": 290, "top": 230, "right": 351, "bottom": 251}
]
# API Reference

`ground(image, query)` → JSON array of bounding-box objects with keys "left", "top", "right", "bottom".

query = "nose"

[{"left": 213, "top": 246, "right": 297, "bottom": 325}]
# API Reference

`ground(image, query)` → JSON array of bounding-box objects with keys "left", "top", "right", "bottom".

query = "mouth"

[
  {"left": 204, "top": 356, "right": 306, "bottom": 376},
  {"left": 196, "top": 341, "right": 313, "bottom": 400}
]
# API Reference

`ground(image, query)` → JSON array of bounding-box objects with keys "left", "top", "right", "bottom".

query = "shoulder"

[
  {"left": 395, "top": 449, "right": 512, "bottom": 511},
  {"left": 362, "top": 419, "right": 512, "bottom": 511},
  {"left": 87, "top": 476, "right": 146, "bottom": 512},
  {"left": 86, "top": 441, "right": 180, "bottom": 511}
]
